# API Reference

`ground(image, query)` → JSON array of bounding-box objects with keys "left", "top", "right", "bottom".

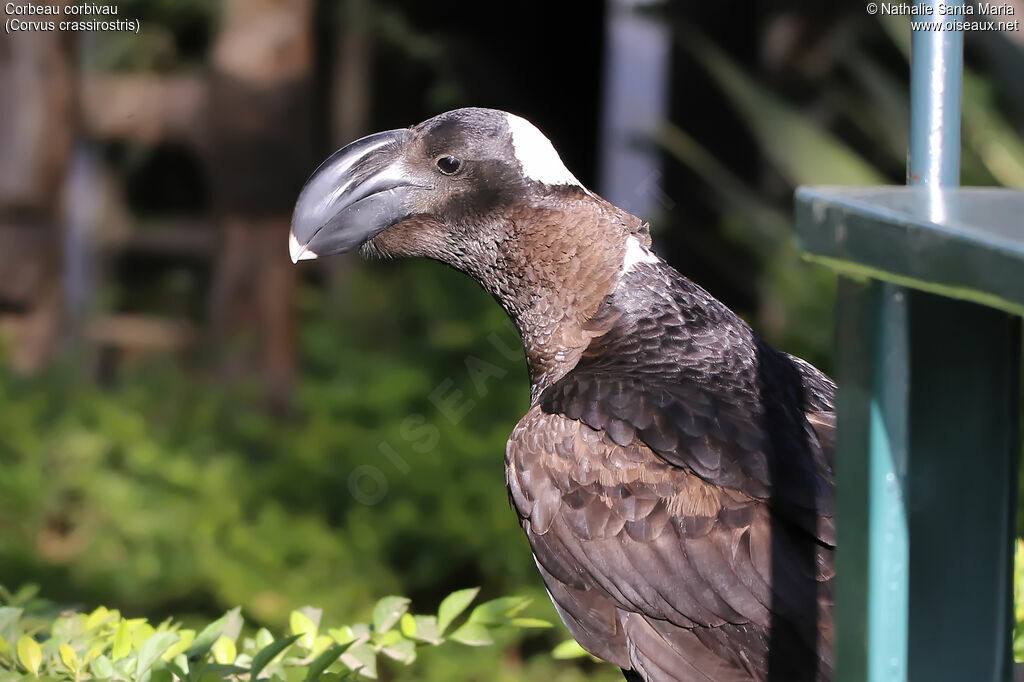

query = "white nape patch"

[
  {"left": 505, "top": 113, "right": 584, "bottom": 187},
  {"left": 289, "top": 231, "right": 318, "bottom": 263},
  {"left": 622, "top": 235, "right": 659, "bottom": 273}
]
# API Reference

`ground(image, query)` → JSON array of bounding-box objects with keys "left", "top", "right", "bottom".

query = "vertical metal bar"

[
  {"left": 905, "top": 295, "right": 1020, "bottom": 682},
  {"left": 907, "top": 4, "right": 962, "bottom": 189},
  {"left": 901, "top": 6, "right": 1018, "bottom": 682},
  {"left": 864, "top": 283, "right": 910, "bottom": 682},
  {"left": 598, "top": 0, "right": 670, "bottom": 219},
  {"left": 829, "top": 5, "right": 1018, "bottom": 682},
  {"left": 834, "top": 278, "right": 909, "bottom": 682},
  {"left": 846, "top": 5, "right": 966, "bottom": 680},
  {"left": 900, "top": 9, "right": 961, "bottom": 679}
]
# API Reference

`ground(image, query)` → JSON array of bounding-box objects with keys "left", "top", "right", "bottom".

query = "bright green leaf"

[
  {"left": 186, "top": 611, "right": 231, "bottom": 661},
  {"left": 254, "top": 628, "right": 275, "bottom": 651},
  {"left": 249, "top": 634, "right": 300, "bottom": 681},
  {"left": 136, "top": 631, "right": 179, "bottom": 677},
  {"left": 311, "top": 634, "right": 334, "bottom": 657},
  {"left": 304, "top": 641, "right": 352, "bottom": 681},
  {"left": 59, "top": 643, "right": 79, "bottom": 670},
  {"left": 211, "top": 635, "right": 237, "bottom": 665},
  {"left": 290, "top": 610, "right": 318, "bottom": 649},
  {"left": 380, "top": 637, "right": 415, "bottom": 665},
  {"left": 298, "top": 607, "right": 322, "bottom": 630},
  {"left": 552, "top": 638, "right": 590, "bottom": 660},
  {"left": 0, "top": 607, "right": 22, "bottom": 635},
  {"left": 340, "top": 643, "right": 376, "bottom": 680},
  {"left": 398, "top": 614, "right": 416, "bottom": 639},
  {"left": 448, "top": 622, "right": 493, "bottom": 647},
  {"left": 131, "top": 622, "right": 157, "bottom": 650},
  {"left": 507, "top": 617, "right": 552, "bottom": 629},
  {"left": 162, "top": 629, "right": 194, "bottom": 661},
  {"left": 85, "top": 606, "right": 113, "bottom": 631},
  {"left": 327, "top": 627, "right": 354, "bottom": 646},
  {"left": 405, "top": 616, "right": 442, "bottom": 645},
  {"left": 112, "top": 621, "right": 132, "bottom": 661},
  {"left": 90, "top": 654, "right": 115, "bottom": 678},
  {"left": 467, "top": 596, "right": 530, "bottom": 625},
  {"left": 17, "top": 635, "right": 42, "bottom": 676},
  {"left": 437, "top": 588, "right": 479, "bottom": 634},
  {"left": 165, "top": 657, "right": 188, "bottom": 680},
  {"left": 372, "top": 597, "right": 410, "bottom": 635},
  {"left": 375, "top": 630, "right": 402, "bottom": 647}
]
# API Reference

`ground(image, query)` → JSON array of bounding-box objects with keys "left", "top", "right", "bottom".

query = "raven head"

[{"left": 289, "top": 108, "right": 589, "bottom": 265}]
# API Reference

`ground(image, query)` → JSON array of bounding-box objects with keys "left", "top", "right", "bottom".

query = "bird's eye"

[{"left": 436, "top": 156, "right": 463, "bottom": 175}]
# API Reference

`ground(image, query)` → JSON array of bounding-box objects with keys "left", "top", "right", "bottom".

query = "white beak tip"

[{"left": 289, "top": 232, "right": 318, "bottom": 263}]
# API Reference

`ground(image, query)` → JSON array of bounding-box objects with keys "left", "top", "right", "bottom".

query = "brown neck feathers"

[{"left": 464, "top": 194, "right": 648, "bottom": 399}]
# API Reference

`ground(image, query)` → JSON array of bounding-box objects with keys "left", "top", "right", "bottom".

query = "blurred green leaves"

[
  {"left": 660, "top": 19, "right": 1024, "bottom": 370},
  {"left": 0, "top": 261, "right": 611, "bottom": 681},
  {"left": 436, "top": 588, "right": 478, "bottom": 634},
  {"left": 678, "top": 27, "right": 884, "bottom": 188},
  {"left": 0, "top": 586, "right": 550, "bottom": 681}
]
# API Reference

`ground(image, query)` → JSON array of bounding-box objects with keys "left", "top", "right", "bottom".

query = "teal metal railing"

[{"left": 795, "top": 2, "right": 1024, "bottom": 680}]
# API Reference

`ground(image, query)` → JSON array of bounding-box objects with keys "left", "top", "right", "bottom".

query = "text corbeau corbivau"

[{"left": 4, "top": 2, "right": 140, "bottom": 33}]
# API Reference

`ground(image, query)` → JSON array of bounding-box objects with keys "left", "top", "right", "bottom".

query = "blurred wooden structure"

[
  {"left": 1, "top": 0, "right": 318, "bottom": 402},
  {"left": 0, "top": 23, "right": 74, "bottom": 371}
]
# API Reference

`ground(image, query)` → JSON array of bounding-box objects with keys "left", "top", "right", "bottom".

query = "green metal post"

[
  {"left": 835, "top": 278, "right": 911, "bottom": 682},
  {"left": 904, "top": 293, "right": 1019, "bottom": 681},
  {"left": 901, "top": 6, "right": 1018, "bottom": 680},
  {"left": 832, "top": 3, "right": 1022, "bottom": 681}
]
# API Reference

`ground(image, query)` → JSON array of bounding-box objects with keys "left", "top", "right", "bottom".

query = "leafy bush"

[
  {"left": 0, "top": 263, "right": 622, "bottom": 682},
  {"left": 0, "top": 585, "right": 551, "bottom": 681}
]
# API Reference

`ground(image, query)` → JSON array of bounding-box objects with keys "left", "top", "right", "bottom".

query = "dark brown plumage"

[{"left": 289, "top": 108, "right": 836, "bottom": 681}]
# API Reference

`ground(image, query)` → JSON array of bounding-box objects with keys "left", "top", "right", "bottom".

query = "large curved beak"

[{"left": 289, "top": 128, "right": 418, "bottom": 263}]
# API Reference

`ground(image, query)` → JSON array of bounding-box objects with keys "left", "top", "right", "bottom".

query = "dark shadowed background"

[{"left": 1, "top": 0, "right": 1022, "bottom": 679}]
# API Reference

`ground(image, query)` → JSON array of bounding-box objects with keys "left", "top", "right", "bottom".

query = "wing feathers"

[{"left": 508, "top": 406, "right": 833, "bottom": 681}]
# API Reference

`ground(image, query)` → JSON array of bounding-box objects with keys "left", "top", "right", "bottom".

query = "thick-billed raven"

[{"left": 290, "top": 108, "right": 835, "bottom": 681}]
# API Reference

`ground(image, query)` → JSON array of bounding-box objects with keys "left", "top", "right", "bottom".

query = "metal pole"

[
  {"left": 856, "top": 6, "right": 965, "bottom": 680},
  {"left": 598, "top": 0, "right": 670, "bottom": 219},
  {"left": 907, "top": 3, "right": 962, "bottom": 188},
  {"left": 901, "top": 9, "right": 1017, "bottom": 682}
]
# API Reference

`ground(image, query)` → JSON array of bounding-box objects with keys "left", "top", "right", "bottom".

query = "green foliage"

[
  {"left": 0, "top": 262, "right": 616, "bottom": 682},
  {"left": 0, "top": 585, "right": 550, "bottom": 681},
  {"left": 677, "top": 27, "right": 885, "bottom": 189}
]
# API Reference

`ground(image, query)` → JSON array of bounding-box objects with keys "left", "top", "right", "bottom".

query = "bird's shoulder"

[{"left": 536, "top": 259, "right": 837, "bottom": 544}]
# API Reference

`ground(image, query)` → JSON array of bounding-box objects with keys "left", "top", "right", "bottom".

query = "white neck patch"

[
  {"left": 505, "top": 113, "right": 583, "bottom": 187},
  {"left": 622, "top": 235, "right": 659, "bottom": 273}
]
